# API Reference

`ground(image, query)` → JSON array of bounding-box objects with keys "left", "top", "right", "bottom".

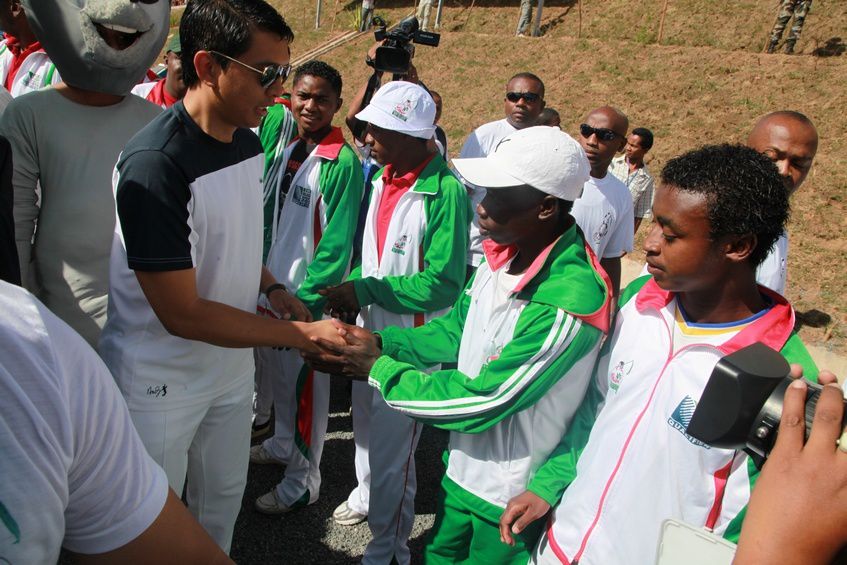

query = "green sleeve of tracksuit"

[
  {"left": 721, "top": 332, "right": 820, "bottom": 543},
  {"left": 295, "top": 146, "right": 365, "bottom": 317},
  {"left": 369, "top": 304, "right": 602, "bottom": 434},
  {"left": 348, "top": 263, "right": 363, "bottom": 282},
  {"left": 258, "top": 103, "right": 295, "bottom": 174},
  {"left": 352, "top": 175, "right": 470, "bottom": 314},
  {"left": 376, "top": 277, "right": 472, "bottom": 368},
  {"left": 526, "top": 375, "right": 605, "bottom": 506}
]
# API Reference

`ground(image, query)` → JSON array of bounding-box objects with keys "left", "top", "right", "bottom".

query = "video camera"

[
  {"left": 370, "top": 15, "right": 440, "bottom": 75},
  {"left": 686, "top": 342, "right": 846, "bottom": 468}
]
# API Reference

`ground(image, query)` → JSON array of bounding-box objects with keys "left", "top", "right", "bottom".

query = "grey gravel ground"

[{"left": 231, "top": 379, "right": 448, "bottom": 564}]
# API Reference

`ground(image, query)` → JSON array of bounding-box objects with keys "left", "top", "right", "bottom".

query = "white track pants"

[
  {"left": 130, "top": 377, "right": 252, "bottom": 553},
  {"left": 347, "top": 381, "right": 423, "bottom": 565},
  {"left": 252, "top": 348, "right": 274, "bottom": 425},
  {"left": 257, "top": 346, "right": 298, "bottom": 463},
  {"left": 274, "top": 358, "right": 330, "bottom": 506}
]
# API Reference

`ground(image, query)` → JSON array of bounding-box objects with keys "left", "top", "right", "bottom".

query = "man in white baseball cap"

[
  {"left": 317, "top": 80, "right": 471, "bottom": 565},
  {"left": 306, "top": 125, "right": 614, "bottom": 564}
]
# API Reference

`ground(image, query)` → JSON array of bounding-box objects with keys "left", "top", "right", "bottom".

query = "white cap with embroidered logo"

[
  {"left": 452, "top": 126, "right": 590, "bottom": 201},
  {"left": 355, "top": 81, "right": 437, "bottom": 140}
]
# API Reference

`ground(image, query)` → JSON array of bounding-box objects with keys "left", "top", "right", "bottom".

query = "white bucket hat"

[
  {"left": 355, "top": 81, "right": 437, "bottom": 140},
  {"left": 452, "top": 126, "right": 590, "bottom": 201}
]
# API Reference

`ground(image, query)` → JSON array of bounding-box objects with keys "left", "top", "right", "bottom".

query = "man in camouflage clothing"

[{"left": 767, "top": 0, "right": 812, "bottom": 54}]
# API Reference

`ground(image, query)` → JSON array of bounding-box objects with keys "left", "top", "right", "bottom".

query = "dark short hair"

[
  {"left": 631, "top": 127, "right": 654, "bottom": 150},
  {"left": 180, "top": 0, "right": 294, "bottom": 89},
  {"left": 508, "top": 72, "right": 545, "bottom": 98},
  {"left": 660, "top": 144, "right": 788, "bottom": 268},
  {"left": 293, "top": 60, "right": 342, "bottom": 97},
  {"left": 538, "top": 107, "right": 559, "bottom": 121}
]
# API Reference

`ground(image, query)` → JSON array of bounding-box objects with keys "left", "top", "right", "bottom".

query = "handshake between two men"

[{"left": 268, "top": 278, "right": 379, "bottom": 377}]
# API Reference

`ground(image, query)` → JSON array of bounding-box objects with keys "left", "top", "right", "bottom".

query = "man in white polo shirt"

[
  {"left": 571, "top": 105, "right": 634, "bottom": 297},
  {"left": 747, "top": 110, "right": 818, "bottom": 296},
  {"left": 459, "top": 72, "right": 545, "bottom": 276}
]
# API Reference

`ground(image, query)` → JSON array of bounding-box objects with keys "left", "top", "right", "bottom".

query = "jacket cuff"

[
  {"left": 353, "top": 277, "right": 375, "bottom": 307},
  {"left": 375, "top": 327, "right": 402, "bottom": 357},
  {"left": 526, "top": 482, "right": 562, "bottom": 508},
  {"left": 367, "top": 355, "right": 400, "bottom": 391}
]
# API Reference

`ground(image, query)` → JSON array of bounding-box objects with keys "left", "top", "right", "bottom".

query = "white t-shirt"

[
  {"left": 458, "top": 118, "right": 518, "bottom": 267},
  {"left": 572, "top": 173, "right": 634, "bottom": 259},
  {"left": 756, "top": 231, "right": 788, "bottom": 295},
  {"left": 100, "top": 102, "right": 264, "bottom": 411},
  {"left": 0, "top": 281, "right": 168, "bottom": 563}
]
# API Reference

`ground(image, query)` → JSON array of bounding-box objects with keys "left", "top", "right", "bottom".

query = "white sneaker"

[
  {"left": 332, "top": 500, "right": 367, "bottom": 526},
  {"left": 255, "top": 490, "right": 295, "bottom": 515},
  {"left": 249, "top": 444, "right": 286, "bottom": 466}
]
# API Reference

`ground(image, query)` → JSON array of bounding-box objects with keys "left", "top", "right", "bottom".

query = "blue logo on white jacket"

[{"left": 668, "top": 396, "right": 710, "bottom": 448}]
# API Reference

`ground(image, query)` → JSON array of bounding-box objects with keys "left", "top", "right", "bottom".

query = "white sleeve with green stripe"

[{"left": 369, "top": 302, "right": 603, "bottom": 434}]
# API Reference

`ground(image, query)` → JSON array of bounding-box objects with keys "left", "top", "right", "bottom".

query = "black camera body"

[
  {"left": 371, "top": 16, "right": 440, "bottom": 75},
  {"left": 686, "top": 342, "right": 845, "bottom": 468}
]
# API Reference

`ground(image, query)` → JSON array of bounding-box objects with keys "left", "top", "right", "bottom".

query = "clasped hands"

[
  {"left": 262, "top": 285, "right": 372, "bottom": 369},
  {"left": 310, "top": 282, "right": 379, "bottom": 376},
  {"left": 301, "top": 318, "right": 381, "bottom": 379}
]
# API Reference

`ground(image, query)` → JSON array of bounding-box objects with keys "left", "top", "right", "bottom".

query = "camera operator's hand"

[
  {"left": 790, "top": 363, "right": 838, "bottom": 385},
  {"left": 405, "top": 63, "right": 419, "bottom": 84},
  {"left": 367, "top": 40, "right": 385, "bottom": 63},
  {"left": 734, "top": 372, "right": 846, "bottom": 565}
]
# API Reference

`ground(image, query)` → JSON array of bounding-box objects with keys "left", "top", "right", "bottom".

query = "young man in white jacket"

[
  {"left": 250, "top": 60, "right": 365, "bottom": 514},
  {"left": 508, "top": 144, "right": 820, "bottom": 565}
]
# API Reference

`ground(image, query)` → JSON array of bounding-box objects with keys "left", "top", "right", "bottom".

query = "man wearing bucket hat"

[
  {"left": 318, "top": 80, "right": 470, "bottom": 564},
  {"left": 309, "top": 126, "right": 613, "bottom": 563}
]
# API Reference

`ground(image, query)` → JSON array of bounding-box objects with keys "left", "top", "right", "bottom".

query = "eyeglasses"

[
  {"left": 209, "top": 50, "right": 291, "bottom": 89},
  {"left": 506, "top": 91, "right": 541, "bottom": 103},
  {"left": 579, "top": 123, "right": 624, "bottom": 142}
]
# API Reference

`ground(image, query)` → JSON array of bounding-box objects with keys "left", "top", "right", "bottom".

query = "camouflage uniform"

[
  {"left": 416, "top": 0, "right": 433, "bottom": 31},
  {"left": 516, "top": 0, "right": 533, "bottom": 36},
  {"left": 767, "top": 0, "right": 812, "bottom": 54}
]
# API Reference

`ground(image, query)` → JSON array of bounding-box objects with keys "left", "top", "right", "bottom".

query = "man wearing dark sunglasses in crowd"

[
  {"left": 99, "top": 0, "right": 343, "bottom": 552},
  {"left": 571, "top": 105, "right": 634, "bottom": 298},
  {"left": 458, "top": 72, "right": 545, "bottom": 278}
]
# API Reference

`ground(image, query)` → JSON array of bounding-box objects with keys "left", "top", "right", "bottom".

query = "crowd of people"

[{"left": 0, "top": 0, "right": 844, "bottom": 564}]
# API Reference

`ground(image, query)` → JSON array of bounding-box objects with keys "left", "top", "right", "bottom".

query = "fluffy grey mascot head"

[{"left": 22, "top": 0, "right": 170, "bottom": 96}]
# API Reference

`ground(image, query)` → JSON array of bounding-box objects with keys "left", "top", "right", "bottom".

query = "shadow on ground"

[{"left": 812, "top": 37, "right": 846, "bottom": 57}]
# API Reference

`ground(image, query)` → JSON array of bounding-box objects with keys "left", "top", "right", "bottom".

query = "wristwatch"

[{"left": 263, "top": 282, "right": 287, "bottom": 297}]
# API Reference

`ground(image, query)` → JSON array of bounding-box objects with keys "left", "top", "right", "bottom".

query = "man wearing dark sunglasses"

[
  {"left": 100, "top": 0, "right": 344, "bottom": 553},
  {"left": 459, "top": 72, "right": 545, "bottom": 274},
  {"left": 571, "top": 105, "right": 634, "bottom": 298}
]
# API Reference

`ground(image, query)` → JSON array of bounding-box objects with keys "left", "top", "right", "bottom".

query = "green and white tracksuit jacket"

[
  {"left": 370, "top": 226, "right": 613, "bottom": 524},
  {"left": 260, "top": 127, "right": 364, "bottom": 317},
  {"left": 351, "top": 153, "right": 471, "bottom": 330},
  {"left": 0, "top": 42, "right": 60, "bottom": 97},
  {"left": 539, "top": 276, "right": 819, "bottom": 565},
  {"left": 258, "top": 126, "right": 363, "bottom": 505},
  {"left": 258, "top": 102, "right": 297, "bottom": 261}
]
